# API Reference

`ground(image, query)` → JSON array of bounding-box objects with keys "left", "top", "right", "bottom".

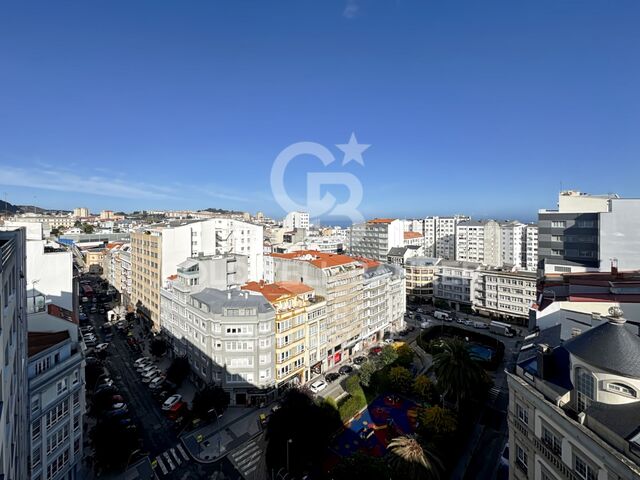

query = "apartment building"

[
  {"left": 1, "top": 221, "right": 76, "bottom": 314},
  {"left": 434, "top": 259, "right": 481, "bottom": 309},
  {"left": 403, "top": 231, "right": 424, "bottom": 247},
  {"left": 501, "top": 221, "right": 527, "bottom": 269},
  {"left": 404, "top": 257, "right": 441, "bottom": 302},
  {"left": 424, "top": 215, "right": 470, "bottom": 260},
  {"left": 473, "top": 268, "right": 536, "bottom": 326},
  {"left": 359, "top": 259, "right": 406, "bottom": 341},
  {"left": 131, "top": 218, "right": 263, "bottom": 328},
  {"left": 270, "top": 251, "right": 364, "bottom": 367},
  {"left": 525, "top": 224, "right": 538, "bottom": 272},
  {"left": 349, "top": 218, "right": 404, "bottom": 261},
  {"left": 243, "top": 281, "right": 327, "bottom": 386},
  {"left": 283, "top": 211, "right": 309, "bottom": 230},
  {"left": 0, "top": 229, "right": 30, "bottom": 480},
  {"left": 537, "top": 191, "right": 640, "bottom": 274},
  {"left": 455, "top": 220, "right": 502, "bottom": 267},
  {"left": 72, "top": 208, "right": 89, "bottom": 218},
  {"left": 507, "top": 310, "right": 640, "bottom": 480},
  {"left": 6, "top": 213, "right": 76, "bottom": 229},
  {"left": 103, "top": 243, "right": 132, "bottom": 305},
  {"left": 387, "top": 246, "right": 423, "bottom": 266},
  {"left": 27, "top": 319, "right": 85, "bottom": 480}
]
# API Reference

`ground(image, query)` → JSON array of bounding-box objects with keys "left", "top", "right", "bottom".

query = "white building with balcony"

[{"left": 434, "top": 259, "right": 481, "bottom": 308}]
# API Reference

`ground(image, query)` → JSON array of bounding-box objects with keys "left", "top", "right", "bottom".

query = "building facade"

[
  {"left": 525, "top": 224, "right": 538, "bottom": 272},
  {"left": 283, "top": 211, "right": 309, "bottom": 230},
  {"left": 349, "top": 218, "right": 404, "bottom": 261},
  {"left": 473, "top": 268, "right": 536, "bottom": 325},
  {"left": 0, "top": 228, "right": 30, "bottom": 480},
  {"left": 456, "top": 220, "right": 502, "bottom": 267},
  {"left": 404, "top": 257, "right": 441, "bottom": 302},
  {"left": 501, "top": 221, "right": 527, "bottom": 269},
  {"left": 507, "top": 311, "right": 640, "bottom": 480},
  {"left": 434, "top": 259, "right": 480, "bottom": 308},
  {"left": 423, "top": 215, "right": 469, "bottom": 260}
]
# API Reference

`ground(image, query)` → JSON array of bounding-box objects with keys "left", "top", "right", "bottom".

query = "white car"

[
  {"left": 384, "top": 338, "right": 394, "bottom": 344},
  {"left": 95, "top": 343, "right": 109, "bottom": 352},
  {"left": 134, "top": 357, "right": 150, "bottom": 367},
  {"left": 138, "top": 364, "right": 156, "bottom": 374},
  {"left": 162, "top": 394, "right": 182, "bottom": 411},
  {"left": 142, "top": 369, "right": 161, "bottom": 382},
  {"left": 309, "top": 380, "right": 327, "bottom": 394}
]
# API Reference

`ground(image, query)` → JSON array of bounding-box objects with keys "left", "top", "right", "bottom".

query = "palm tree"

[
  {"left": 429, "top": 338, "right": 488, "bottom": 410},
  {"left": 387, "top": 435, "right": 442, "bottom": 480}
]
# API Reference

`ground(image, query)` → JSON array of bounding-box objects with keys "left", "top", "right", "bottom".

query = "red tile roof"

[
  {"left": 404, "top": 231, "right": 423, "bottom": 239},
  {"left": 352, "top": 257, "right": 381, "bottom": 269},
  {"left": 367, "top": 218, "right": 395, "bottom": 224},
  {"left": 243, "top": 281, "right": 314, "bottom": 303},
  {"left": 270, "top": 250, "right": 360, "bottom": 268}
]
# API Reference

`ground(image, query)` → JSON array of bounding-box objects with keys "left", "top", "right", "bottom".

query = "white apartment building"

[
  {"left": 349, "top": 218, "right": 404, "bottom": 261},
  {"left": 455, "top": 220, "right": 502, "bottom": 267},
  {"left": 359, "top": 259, "right": 406, "bottom": 342},
  {"left": 424, "top": 215, "right": 469, "bottom": 260},
  {"left": 27, "top": 307, "right": 85, "bottom": 480},
  {"left": 6, "top": 213, "right": 76, "bottom": 229},
  {"left": 1, "top": 221, "right": 76, "bottom": 314},
  {"left": 525, "top": 224, "right": 538, "bottom": 272},
  {"left": 434, "top": 259, "right": 481, "bottom": 308},
  {"left": 507, "top": 310, "right": 640, "bottom": 480},
  {"left": 403, "top": 231, "right": 424, "bottom": 247},
  {"left": 473, "top": 268, "right": 536, "bottom": 326},
  {"left": 501, "top": 221, "right": 527, "bottom": 269},
  {"left": 0, "top": 229, "right": 30, "bottom": 480},
  {"left": 283, "top": 211, "right": 309, "bottom": 230},
  {"left": 161, "top": 254, "right": 279, "bottom": 404}
]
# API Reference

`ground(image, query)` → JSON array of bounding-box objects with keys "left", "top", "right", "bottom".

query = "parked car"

[
  {"left": 142, "top": 370, "right": 161, "bottom": 382},
  {"left": 383, "top": 338, "right": 394, "bottom": 345},
  {"left": 84, "top": 338, "right": 96, "bottom": 347},
  {"left": 138, "top": 364, "right": 156, "bottom": 374},
  {"left": 162, "top": 394, "right": 183, "bottom": 411},
  {"left": 95, "top": 343, "right": 109, "bottom": 353},
  {"left": 325, "top": 372, "right": 340, "bottom": 383},
  {"left": 148, "top": 375, "right": 165, "bottom": 388},
  {"left": 369, "top": 346, "right": 383, "bottom": 356},
  {"left": 95, "top": 385, "right": 117, "bottom": 395},
  {"left": 309, "top": 380, "right": 327, "bottom": 393},
  {"left": 134, "top": 357, "right": 150, "bottom": 367},
  {"left": 80, "top": 326, "right": 93, "bottom": 333},
  {"left": 473, "top": 321, "right": 489, "bottom": 329},
  {"left": 110, "top": 402, "right": 127, "bottom": 410},
  {"left": 105, "top": 406, "right": 128, "bottom": 417},
  {"left": 338, "top": 365, "right": 353, "bottom": 375},
  {"left": 353, "top": 356, "right": 367, "bottom": 365},
  {"left": 90, "top": 306, "right": 97, "bottom": 313}
]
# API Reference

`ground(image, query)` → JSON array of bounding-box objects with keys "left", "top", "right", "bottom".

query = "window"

[
  {"left": 551, "top": 249, "right": 564, "bottom": 256},
  {"left": 73, "top": 391, "right": 80, "bottom": 408},
  {"left": 542, "top": 425, "right": 562, "bottom": 455},
  {"left": 516, "top": 403, "right": 529, "bottom": 425},
  {"left": 551, "top": 221, "right": 565, "bottom": 228},
  {"left": 56, "top": 378, "right": 68, "bottom": 395},
  {"left": 575, "top": 367, "right": 595, "bottom": 412},
  {"left": 73, "top": 414, "right": 80, "bottom": 432},
  {"left": 607, "top": 382, "right": 637, "bottom": 398},
  {"left": 32, "top": 447, "right": 42, "bottom": 470},
  {"left": 515, "top": 444, "right": 528, "bottom": 473},
  {"left": 574, "top": 454, "right": 597, "bottom": 480},
  {"left": 46, "top": 401, "right": 69, "bottom": 428},
  {"left": 32, "top": 421, "right": 41, "bottom": 441},
  {"left": 47, "top": 424, "right": 70, "bottom": 454},
  {"left": 551, "top": 235, "right": 563, "bottom": 242},
  {"left": 47, "top": 448, "right": 69, "bottom": 480}
]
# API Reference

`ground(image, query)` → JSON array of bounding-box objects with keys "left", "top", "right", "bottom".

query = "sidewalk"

[{"left": 181, "top": 405, "right": 271, "bottom": 463}]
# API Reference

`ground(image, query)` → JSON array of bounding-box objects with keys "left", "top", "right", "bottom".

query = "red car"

[
  {"left": 166, "top": 401, "right": 188, "bottom": 421},
  {"left": 369, "top": 346, "right": 383, "bottom": 356}
]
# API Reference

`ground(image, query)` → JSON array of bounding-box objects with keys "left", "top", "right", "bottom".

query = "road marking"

[
  {"left": 163, "top": 451, "right": 175, "bottom": 471},
  {"left": 177, "top": 443, "right": 190, "bottom": 461},
  {"left": 156, "top": 456, "right": 168, "bottom": 475},
  {"left": 170, "top": 447, "right": 182, "bottom": 465},
  {"left": 230, "top": 441, "right": 263, "bottom": 477}
]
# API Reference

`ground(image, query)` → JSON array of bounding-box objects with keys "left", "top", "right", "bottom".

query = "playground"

[{"left": 328, "top": 394, "right": 420, "bottom": 459}]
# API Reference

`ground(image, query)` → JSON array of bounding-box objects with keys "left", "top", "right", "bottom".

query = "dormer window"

[
  {"left": 575, "top": 367, "right": 595, "bottom": 412},
  {"left": 606, "top": 382, "right": 637, "bottom": 398}
]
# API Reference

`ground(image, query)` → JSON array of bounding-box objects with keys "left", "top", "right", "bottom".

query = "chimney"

[
  {"left": 227, "top": 291, "right": 231, "bottom": 299},
  {"left": 536, "top": 343, "right": 552, "bottom": 380}
]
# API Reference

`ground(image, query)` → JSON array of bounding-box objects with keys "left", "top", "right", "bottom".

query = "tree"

[
  {"left": 82, "top": 223, "right": 95, "bottom": 234},
  {"left": 380, "top": 344, "right": 398, "bottom": 366},
  {"left": 50, "top": 227, "right": 61, "bottom": 237},
  {"left": 387, "top": 435, "right": 443, "bottom": 480},
  {"left": 332, "top": 453, "right": 392, "bottom": 480},
  {"left": 388, "top": 366, "right": 413, "bottom": 393},
  {"left": 150, "top": 338, "right": 168, "bottom": 357},
  {"left": 266, "top": 389, "right": 342, "bottom": 477},
  {"left": 413, "top": 375, "right": 433, "bottom": 401},
  {"left": 358, "top": 360, "right": 377, "bottom": 387},
  {"left": 74, "top": 220, "right": 82, "bottom": 228},
  {"left": 166, "top": 356, "right": 190, "bottom": 385},
  {"left": 419, "top": 406, "right": 457, "bottom": 438},
  {"left": 395, "top": 344, "right": 414, "bottom": 367},
  {"left": 192, "top": 384, "right": 229, "bottom": 419},
  {"left": 429, "top": 338, "right": 488, "bottom": 410}
]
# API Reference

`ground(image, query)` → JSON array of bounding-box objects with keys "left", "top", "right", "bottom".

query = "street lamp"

[{"left": 286, "top": 438, "right": 293, "bottom": 472}]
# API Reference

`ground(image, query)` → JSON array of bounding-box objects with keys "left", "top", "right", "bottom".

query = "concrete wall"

[{"left": 599, "top": 199, "right": 640, "bottom": 271}]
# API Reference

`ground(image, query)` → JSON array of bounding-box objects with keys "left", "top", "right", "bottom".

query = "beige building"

[
  {"left": 72, "top": 207, "right": 89, "bottom": 218},
  {"left": 243, "top": 281, "right": 327, "bottom": 387},
  {"left": 473, "top": 268, "right": 536, "bottom": 326},
  {"left": 270, "top": 251, "right": 364, "bottom": 369},
  {"left": 507, "top": 310, "right": 640, "bottom": 480},
  {"left": 404, "top": 257, "right": 441, "bottom": 301},
  {"left": 6, "top": 213, "right": 75, "bottom": 229}
]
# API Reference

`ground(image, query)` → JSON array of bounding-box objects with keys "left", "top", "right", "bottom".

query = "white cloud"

[
  {"left": 0, "top": 165, "right": 175, "bottom": 200},
  {"left": 343, "top": 0, "right": 360, "bottom": 19}
]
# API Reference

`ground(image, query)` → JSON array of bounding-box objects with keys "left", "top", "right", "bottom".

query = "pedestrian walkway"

[
  {"left": 228, "top": 438, "right": 263, "bottom": 479},
  {"left": 152, "top": 443, "right": 191, "bottom": 477}
]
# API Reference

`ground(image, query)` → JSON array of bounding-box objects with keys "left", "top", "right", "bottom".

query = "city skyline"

[{"left": 2, "top": 1, "right": 640, "bottom": 220}]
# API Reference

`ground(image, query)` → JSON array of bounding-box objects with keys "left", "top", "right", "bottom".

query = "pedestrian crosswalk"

[
  {"left": 229, "top": 439, "right": 263, "bottom": 479},
  {"left": 152, "top": 443, "right": 190, "bottom": 476}
]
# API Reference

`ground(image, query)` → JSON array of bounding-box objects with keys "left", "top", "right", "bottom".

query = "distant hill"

[{"left": 0, "top": 200, "right": 70, "bottom": 215}]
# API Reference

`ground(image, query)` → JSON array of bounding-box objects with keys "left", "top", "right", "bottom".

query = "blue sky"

[{"left": 1, "top": 1, "right": 639, "bottom": 223}]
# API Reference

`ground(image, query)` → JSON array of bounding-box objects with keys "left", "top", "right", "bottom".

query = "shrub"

[
  {"left": 388, "top": 366, "right": 413, "bottom": 393},
  {"left": 395, "top": 344, "right": 414, "bottom": 367},
  {"left": 380, "top": 345, "right": 398, "bottom": 366},
  {"left": 358, "top": 361, "right": 376, "bottom": 387},
  {"left": 413, "top": 375, "right": 433, "bottom": 401},
  {"left": 338, "top": 393, "right": 366, "bottom": 422}
]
